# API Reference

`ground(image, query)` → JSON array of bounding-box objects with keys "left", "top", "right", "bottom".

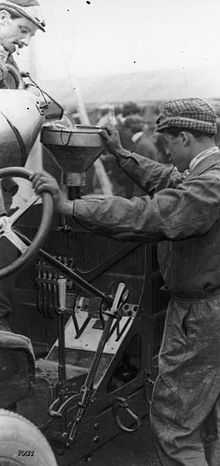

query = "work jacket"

[
  {"left": 73, "top": 150, "right": 220, "bottom": 297},
  {"left": 0, "top": 53, "right": 22, "bottom": 89}
]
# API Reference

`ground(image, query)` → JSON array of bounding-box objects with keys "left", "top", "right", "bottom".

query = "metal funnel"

[{"left": 40, "top": 125, "right": 104, "bottom": 173}]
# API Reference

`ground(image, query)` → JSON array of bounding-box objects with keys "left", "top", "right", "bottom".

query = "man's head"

[
  {"left": 122, "top": 101, "right": 141, "bottom": 117},
  {"left": 124, "top": 114, "right": 144, "bottom": 134},
  {"left": 155, "top": 98, "right": 217, "bottom": 172},
  {"left": 0, "top": 0, "right": 45, "bottom": 54}
]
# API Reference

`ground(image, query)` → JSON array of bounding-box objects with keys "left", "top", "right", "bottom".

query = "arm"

[
  {"left": 72, "top": 173, "right": 220, "bottom": 241},
  {"left": 31, "top": 171, "right": 220, "bottom": 242},
  {"left": 113, "top": 147, "right": 183, "bottom": 195},
  {"left": 100, "top": 127, "right": 183, "bottom": 195}
]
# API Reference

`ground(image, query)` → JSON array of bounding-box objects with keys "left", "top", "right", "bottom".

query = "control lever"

[
  {"left": 48, "top": 283, "right": 129, "bottom": 432},
  {"left": 66, "top": 282, "right": 128, "bottom": 445},
  {"left": 57, "top": 277, "right": 67, "bottom": 388},
  {"left": 58, "top": 277, "right": 67, "bottom": 311}
]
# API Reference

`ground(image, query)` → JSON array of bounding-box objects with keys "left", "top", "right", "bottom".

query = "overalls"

[{"left": 71, "top": 150, "right": 220, "bottom": 465}]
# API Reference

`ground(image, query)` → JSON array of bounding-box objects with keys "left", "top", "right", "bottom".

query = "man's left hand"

[{"left": 30, "top": 171, "right": 68, "bottom": 213}]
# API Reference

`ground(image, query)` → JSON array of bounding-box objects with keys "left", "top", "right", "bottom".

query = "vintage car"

[{"left": 0, "top": 86, "right": 166, "bottom": 466}]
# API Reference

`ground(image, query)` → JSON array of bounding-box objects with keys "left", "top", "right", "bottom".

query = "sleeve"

[
  {"left": 73, "top": 172, "right": 220, "bottom": 242},
  {"left": 115, "top": 151, "right": 184, "bottom": 195}
]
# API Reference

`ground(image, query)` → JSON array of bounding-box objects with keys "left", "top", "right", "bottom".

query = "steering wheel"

[{"left": 0, "top": 167, "right": 54, "bottom": 279}]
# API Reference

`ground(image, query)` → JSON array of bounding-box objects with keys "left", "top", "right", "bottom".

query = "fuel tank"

[{"left": 0, "top": 89, "right": 47, "bottom": 167}]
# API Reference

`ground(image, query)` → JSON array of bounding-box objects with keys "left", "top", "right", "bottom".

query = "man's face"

[
  {"left": 0, "top": 12, "right": 37, "bottom": 54},
  {"left": 162, "top": 132, "right": 191, "bottom": 172}
]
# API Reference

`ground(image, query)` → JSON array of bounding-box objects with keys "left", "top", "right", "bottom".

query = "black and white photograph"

[{"left": 0, "top": 1, "right": 219, "bottom": 465}]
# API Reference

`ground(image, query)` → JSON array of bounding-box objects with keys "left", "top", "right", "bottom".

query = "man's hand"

[
  {"left": 30, "top": 171, "right": 71, "bottom": 214},
  {"left": 101, "top": 125, "right": 126, "bottom": 157}
]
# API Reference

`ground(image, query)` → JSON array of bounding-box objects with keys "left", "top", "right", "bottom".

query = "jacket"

[{"left": 73, "top": 150, "right": 220, "bottom": 296}]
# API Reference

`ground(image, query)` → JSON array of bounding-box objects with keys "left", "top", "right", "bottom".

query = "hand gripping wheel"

[{"left": 0, "top": 167, "right": 54, "bottom": 279}]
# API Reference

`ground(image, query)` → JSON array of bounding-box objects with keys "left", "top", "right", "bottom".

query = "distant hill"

[{"left": 39, "top": 66, "right": 220, "bottom": 109}]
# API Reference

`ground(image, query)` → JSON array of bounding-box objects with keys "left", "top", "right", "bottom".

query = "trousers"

[{"left": 150, "top": 294, "right": 220, "bottom": 465}]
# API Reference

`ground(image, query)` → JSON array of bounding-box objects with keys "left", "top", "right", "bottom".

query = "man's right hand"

[{"left": 100, "top": 125, "right": 125, "bottom": 157}]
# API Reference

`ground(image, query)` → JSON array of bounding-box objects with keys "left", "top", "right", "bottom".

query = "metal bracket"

[{"left": 112, "top": 396, "right": 141, "bottom": 433}]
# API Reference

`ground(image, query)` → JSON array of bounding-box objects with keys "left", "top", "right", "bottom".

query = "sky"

[{"left": 17, "top": 0, "right": 220, "bottom": 80}]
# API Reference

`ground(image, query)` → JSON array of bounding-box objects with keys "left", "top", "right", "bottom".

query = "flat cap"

[
  {"left": 0, "top": 0, "right": 46, "bottom": 31},
  {"left": 156, "top": 98, "right": 217, "bottom": 135}
]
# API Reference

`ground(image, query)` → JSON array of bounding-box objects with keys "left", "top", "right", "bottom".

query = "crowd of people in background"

[
  {"left": 68, "top": 99, "right": 220, "bottom": 197},
  {"left": 89, "top": 100, "right": 178, "bottom": 196}
]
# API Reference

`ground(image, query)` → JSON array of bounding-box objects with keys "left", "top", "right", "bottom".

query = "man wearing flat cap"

[
  {"left": 0, "top": 0, "right": 45, "bottom": 332},
  {"left": 32, "top": 97, "right": 220, "bottom": 465},
  {"left": 0, "top": 0, "right": 45, "bottom": 88}
]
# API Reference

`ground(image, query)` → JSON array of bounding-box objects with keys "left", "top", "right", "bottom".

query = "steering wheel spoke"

[
  {"left": 1, "top": 224, "right": 28, "bottom": 254},
  {"left": 9, "top": 193, "right": 40, "bottom": 226},
  {"left": 0, "top": 167, "right": 54, "bottom": 278}
]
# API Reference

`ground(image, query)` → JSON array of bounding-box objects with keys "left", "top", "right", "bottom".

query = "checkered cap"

[
  {"left": 156, "top": 98, "right": 217, "bottom": 135},
  {"left": 0, "top": 0, "right": 45, "bottom": 31}
]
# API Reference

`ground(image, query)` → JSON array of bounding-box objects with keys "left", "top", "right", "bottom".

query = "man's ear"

[
  {"left": 180, "top": 131, "right": 190, "bottom": 146},
  {"left": 0, "top": 10, "right": 12, "bottom": 25}
]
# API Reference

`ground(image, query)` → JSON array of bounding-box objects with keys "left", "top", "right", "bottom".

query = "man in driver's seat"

[{"left": 0, "top": 0, "right": 45, "bottom": 331}]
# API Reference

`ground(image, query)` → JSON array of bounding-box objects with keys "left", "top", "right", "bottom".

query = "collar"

[
  {"left": 131, "top": 131, "right": 143, "bottom": 143},
  {"left": 189, "top": 145, "right": 219, "bottom": 172}
]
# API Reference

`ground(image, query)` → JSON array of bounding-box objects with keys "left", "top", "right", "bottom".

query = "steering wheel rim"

[{"left": 0, "top": 167, "right": 54, "bottom": 279}]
